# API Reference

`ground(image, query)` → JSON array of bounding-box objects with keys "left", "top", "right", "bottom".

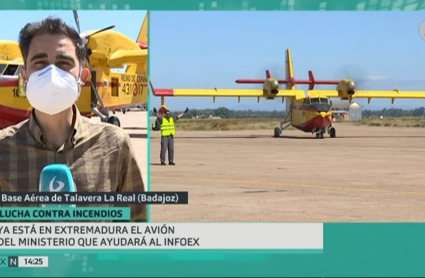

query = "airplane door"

[{"left": 111, "top": 78, "right": 118, "bottom": 97}]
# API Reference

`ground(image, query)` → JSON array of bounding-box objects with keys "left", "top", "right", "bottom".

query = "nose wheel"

[
  {"left": 330, "top": 127, "right": 336, "bottom": 138},
  {"left": 316, "top": 129, "right": 324, "bottom": 139},
  {"left": 314, "top": 127, "right": 336, "bottom": 139}
]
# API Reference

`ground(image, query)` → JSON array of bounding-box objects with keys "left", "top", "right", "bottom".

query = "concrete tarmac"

[
  {"left": 94, "top": 110, "right": 147, "bottom": 188},
  {"left": 149, "top": 123, "right": 425, "bottom": 222}
]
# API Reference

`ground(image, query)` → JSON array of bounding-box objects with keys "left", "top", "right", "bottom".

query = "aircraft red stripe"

[
  {"left": 235, "top": 80, "right": 265, "bottom": 84},
  {"left": 236, "top": 79, "right": 340, "bottom": 85},
  {"left": 0, "top": 104, "right": 31, "bottom": 128},
  {"left": 293, "top": 115, "right": 332, "bottom": 132},
  {"left": 154, "top": 89, "right": 174, "bottom": 96},
  {"left": 277, "top": 80, "right": 340, "bottom": 84},
  {"left": 0, "top": 79, "right": 18, "bottom": 87},
  {"left": 0, "top": 104, "right": 95, "bottom": 129}
]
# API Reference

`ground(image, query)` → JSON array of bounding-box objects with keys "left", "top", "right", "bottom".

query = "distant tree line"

[
  {"left": 172, "top": 107, "right": 286, "bottom": 119},
  {"left": 363, "top": 107, "right": 425, "bottom": 118},
  {"left": 165, "top": 106, "right": 425, "bottom": 119}
]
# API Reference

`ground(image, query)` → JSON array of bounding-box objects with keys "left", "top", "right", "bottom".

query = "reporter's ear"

[
  {"left": 21, "top": 68, "right": 27, "bottom": 80},
  {"left": 80, "top": 68, "right": 90, "bottom": 84}
]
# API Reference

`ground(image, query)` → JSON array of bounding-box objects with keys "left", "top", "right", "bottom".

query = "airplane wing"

[
  {"left": 307, "top": 90, "right": 339, "bottom": 98},
  {"left": 308, "top": 90, "right": 425, "bottom": 102},
  {"left": 153, "top": 88, "right": 307, "bottom": 100}
]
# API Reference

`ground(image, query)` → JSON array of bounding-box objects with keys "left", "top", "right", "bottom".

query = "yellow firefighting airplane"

[
  {"left": 0, "top": 10, "right": 148, "bottom": 128},
  {"left": 151, "top": 48, "right": 425, "bottom": 138}
]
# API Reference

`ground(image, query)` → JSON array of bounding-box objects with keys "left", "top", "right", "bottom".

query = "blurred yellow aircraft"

[{"left": 0, "top": 10, "right": 148, "bottom": 128}]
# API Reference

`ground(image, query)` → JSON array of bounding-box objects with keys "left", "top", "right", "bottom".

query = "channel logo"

[
  {"left": 0, "top": 256, "right": 48, "bottom": 267},
  {"left": 0, "top": 256, "right": 17, "bottom": 267}
]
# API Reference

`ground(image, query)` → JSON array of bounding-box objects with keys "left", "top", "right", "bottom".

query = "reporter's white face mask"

[{"left": 26, "top": 65, "right": 82, "bottom": 115}]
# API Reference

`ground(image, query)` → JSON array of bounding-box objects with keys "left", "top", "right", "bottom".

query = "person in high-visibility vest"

[{"left": 157, "top": 107, "right": 189, "bottom": 165}]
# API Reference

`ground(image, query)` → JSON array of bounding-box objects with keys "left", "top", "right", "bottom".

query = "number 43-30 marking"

[{"left": 122, "top": 83, "right": 130, "bottom": 95}]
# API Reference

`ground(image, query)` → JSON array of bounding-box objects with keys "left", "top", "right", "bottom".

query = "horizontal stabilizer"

[
  {"left": 235, "top": 79, "right": 266, "bottom": 84},
  {"left": 108, "top": 49, "right": 147, "bottom": 68}
]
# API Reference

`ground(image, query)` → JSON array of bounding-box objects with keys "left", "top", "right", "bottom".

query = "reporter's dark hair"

[{"left": 18, "top": 16, "right": 86, "bottom": 67}]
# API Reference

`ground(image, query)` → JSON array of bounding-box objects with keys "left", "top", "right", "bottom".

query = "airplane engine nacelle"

[
  {"left": 263, "top": 78, "right": 279, "bottom": 99},
  {"left": 336, "top": 79, "right": 355, "bottom": 100}
]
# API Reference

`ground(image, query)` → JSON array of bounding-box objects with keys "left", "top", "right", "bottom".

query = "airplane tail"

[
  {"left": 137, "top": 12, "right": 148, "bottom": 49},
  {"left": 285, "top": 48, "right": 295, "bottom": 119},
  {"left": 234, "top": 48, "right": 339, "bottom": 91},
  {"left": 126, "top": 11, "right": 148, "bottom": 74},
  {"left": 286, "top": 48, "right": 295, "bottom": 90}
]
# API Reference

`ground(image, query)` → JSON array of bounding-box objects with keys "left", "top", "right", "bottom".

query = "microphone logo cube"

[{"left": 39, "top": 164, "right": 77, "bottom": 207}]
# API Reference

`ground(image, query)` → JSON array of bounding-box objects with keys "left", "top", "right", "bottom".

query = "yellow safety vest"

[{"left": 161, "top": 117, "right": 175, "bottom": 136}]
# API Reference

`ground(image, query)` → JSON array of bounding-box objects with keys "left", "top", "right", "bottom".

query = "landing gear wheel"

[
  {"left": 122, "top": 109, "right": 126, "bottom": 114},
  {"left": 274, "top": 127, "right": 280, "bottom": 138},
  {"left": 107, "top": 116, "right": 121, "bottom": 127},
  {"left": 112, "top": 110, "right": 116, "bottom": 114},
  {"left": 330, "top": 127, "right": 336, "bottom": 138}
]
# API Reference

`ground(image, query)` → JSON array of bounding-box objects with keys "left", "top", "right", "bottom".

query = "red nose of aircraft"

[{"left": 313, "top": 111, "right": 332, "bottom": 129}]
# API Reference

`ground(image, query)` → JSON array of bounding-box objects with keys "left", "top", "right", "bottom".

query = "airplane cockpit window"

[
  {"left": 0, "top": 64, "right": 6, "bottom": 75},
  {"left": 320, "top": 98, "right": 329, "bottom": 104},
  {"left": 3, "top": 65, "right": 19, "bottom": 76},
  {"left": 310, "top": 98, "right": 320, "bottom": 103}
]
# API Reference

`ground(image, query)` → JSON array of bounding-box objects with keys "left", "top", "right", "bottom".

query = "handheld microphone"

[{"left": 39, "top": 164, "right": 77, "bottom": 207}]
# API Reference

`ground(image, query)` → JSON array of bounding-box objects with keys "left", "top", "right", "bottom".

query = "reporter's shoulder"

[{"left": 0, "top": 120, "right": 29, "bottom": 140}]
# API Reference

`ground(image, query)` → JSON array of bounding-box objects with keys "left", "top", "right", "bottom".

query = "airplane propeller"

[
  {"left": 72, "top": 10, "right": 116, "bottom": 121},
  {"left": 334, "top": 64, "right": 369, "bottom": 90},
  {"left": 72, "top": 10, "right": 115, "bottom": 72}
]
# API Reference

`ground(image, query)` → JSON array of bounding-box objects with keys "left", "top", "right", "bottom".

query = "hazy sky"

[{"left": 150, "top": 11, "right": 425, "bottom": 111}]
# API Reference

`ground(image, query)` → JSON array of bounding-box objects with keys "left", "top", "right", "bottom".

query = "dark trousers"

[{"left": 160, "top": 135, "right": 174, "bottom": 163}]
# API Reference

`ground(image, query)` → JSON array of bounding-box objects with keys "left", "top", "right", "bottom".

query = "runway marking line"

[{"left": 151, "top": 176, "right": 425, "bottom": 196}]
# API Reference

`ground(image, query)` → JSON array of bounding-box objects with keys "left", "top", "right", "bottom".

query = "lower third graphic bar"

[{"left": 0, "top": 192, "right": 188, "bottom": 205}]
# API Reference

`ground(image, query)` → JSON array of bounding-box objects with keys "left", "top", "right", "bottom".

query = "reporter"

[{"left": 0, "top": 16, "right": 146, "bottom": 222}]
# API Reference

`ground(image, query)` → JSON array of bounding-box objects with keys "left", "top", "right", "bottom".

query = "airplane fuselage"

[{"left": 291, "top": 97, "right": 332, "bottom": 133}]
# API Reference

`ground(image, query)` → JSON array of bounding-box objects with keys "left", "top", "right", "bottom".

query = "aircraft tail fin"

[
  {"left": 126, "top": 11, "right": 148, "bottom": 74},
  {"left": 137, "top": 12, "right": 148, "bottom": 48},
  {"left": 286, "top": 48, "right": 295, "bottom": 90}
]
